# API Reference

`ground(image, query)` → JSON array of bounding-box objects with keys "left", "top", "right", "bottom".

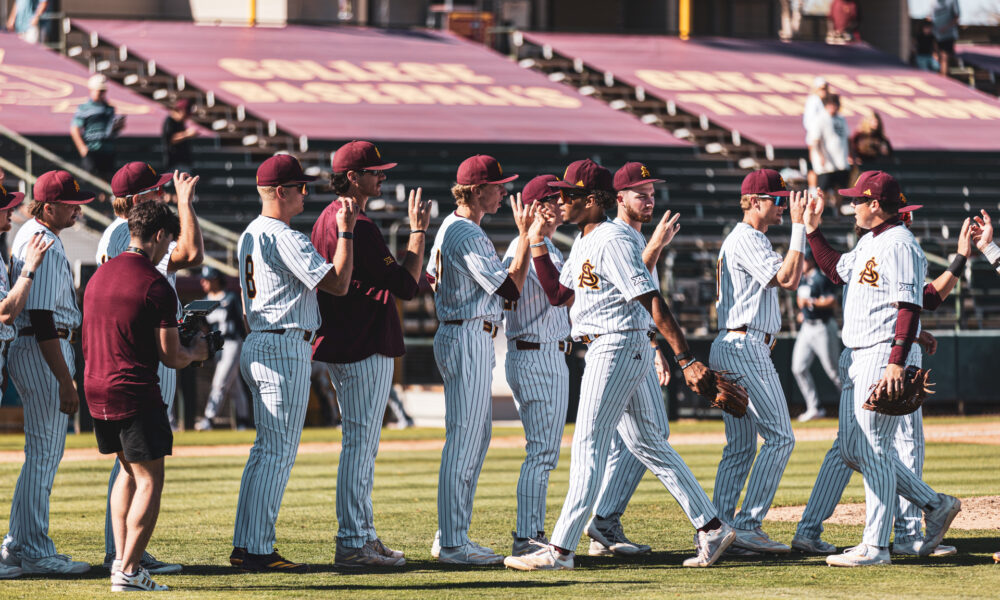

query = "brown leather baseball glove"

[
  {"left": 707, "top": 370, "right": 749, "bottom": 418},
  {"left": 862, "top": 366, "right": 935, "bottom": 416}
]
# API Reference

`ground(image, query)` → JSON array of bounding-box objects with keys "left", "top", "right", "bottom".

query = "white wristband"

[
  {"left": 983, "top": 241, "right": 1000, "bottom": 267},
  {"left": 790, "top": 223, "right": 806, "bottom": 255}
]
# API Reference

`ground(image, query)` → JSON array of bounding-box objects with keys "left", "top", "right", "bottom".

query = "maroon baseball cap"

[
  {"left": 112, "top": 162, "right": 173, "bottom": 198},
  {"left": 256, "top": 155, "right": 317, "bottom": 187},
  {"left": 331, "top": 140, "right": 397, "bottom": 173},
  {"left": 549, "top": 159, "right": 614, "bottom": 193},
  {"left": 839, "top": 170, "right": 900, "bottom": 204},
  {"left": 740, "top": 169, "right": 790, "bottom": 197},
  {"left": 33, "top": 170, "right": 95, "bottom": 204},
  {"left": 0, "top": 181, "right": 25, "bottom": 211},
  {"left": 613, "top": 162, "right": 664, "bottom": 191},
  {"left": 521, "top": 175, "right": 561, "bottom": 205},
  {"left": 456, "top": 155, "right": 518, "bottom": 185}
]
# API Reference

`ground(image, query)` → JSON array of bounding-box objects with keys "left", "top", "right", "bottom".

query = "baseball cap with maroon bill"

[
  {"left": 256, "top": 155, "right": 318, "bottom": 187},
  {"left": 331, "top": 140, "right": 398, "bottom": 173},
  {"left": 740, "top": 168, "right": 790, "bottom": 197},
  {"left": 839, "top": 170, "right": 900, "bottom": 204},
  {"left": 549, "top": 159, "right": 614, "bottom": 193},
  {"left": 0, "top": 181, "right": 25, "bottom": 211},
  {"left": 112, "top": 162, "right": 173, "bottom": 198},
  {"left": 33, "top": 170, "right": 95, "bottom": 204},
  {"left": 521, "top": 174, "right": 560, "bottom": 205},
  {"left": 613, "top": 162, "right": 664, "bottom": 191},
  {"left": 456, "top": 155, "right": 518, "bottom": 185}
]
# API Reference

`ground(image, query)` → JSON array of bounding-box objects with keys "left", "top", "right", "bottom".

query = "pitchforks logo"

[{"left": 578, "top": 260, "right": 600, "bottom": 290}]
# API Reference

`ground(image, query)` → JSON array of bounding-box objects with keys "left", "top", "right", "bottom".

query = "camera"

[{"left": 178, "top": 300, "right": 225, "bottom": 367}]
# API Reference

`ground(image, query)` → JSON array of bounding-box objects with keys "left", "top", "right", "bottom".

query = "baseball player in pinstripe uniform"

[
  {"left": 0, "top": 170, "right": 93, "bottom": 575},
  {"left": 311, "top": 141, "right": 430, "bottom": 568},
  {"left": 95, "top": 162, "right": 203, "bottom": 574},
  {"left": 505, "top": 159, "right": 734, "bottom": 571},
  {"left": 711, "top": 169, "right": 807, "bottom": 554},
  {"left": 588, "top": 162, "right": 680, "bottom": 556},
  {"left": 230, "top": 155, "right": 358, "bottom": 573},
  {"left": 804, "top": 171, "right": 961, "bottom": 566},
  {"left": 500, "top": 174, "right": 571, "bottom": 556},
  {"left": 426, "top": 154, "right": 534, "bottom": 565}
]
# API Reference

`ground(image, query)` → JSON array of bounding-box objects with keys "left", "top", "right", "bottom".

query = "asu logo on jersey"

[
  {"left": 383, "top": 255, "right": 395, "bottom": 266},
  {"left": 578, "top": 260, "right": 600, "bottom": 290},
  {"left": 858, "top": 257, "right": 879, "bottom": 287}
]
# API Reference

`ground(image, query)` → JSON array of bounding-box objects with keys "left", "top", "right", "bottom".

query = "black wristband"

[
  {"left": 946, "top": 254, "right": 967, "bottom": 277},
  {"left": 674, "top": 351, "right": 693, "bottom": 365},
  {"left": 411, "top": 229, "right": 426, "bottom": 235},
  {"left": 20, "top": 271, "right": 35, "bottom": 280},
  {"left": 337, "top": 231, "right": 354, "bottom": 240}
]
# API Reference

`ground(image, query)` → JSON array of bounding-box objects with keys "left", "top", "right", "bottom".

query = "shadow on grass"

[{"left": 181, "top": 581, "right": 626, "bottom": 592}]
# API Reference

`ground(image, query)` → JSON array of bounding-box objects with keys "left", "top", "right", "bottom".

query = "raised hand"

[
  {"left": 408, "top": 187, "right": 430, "bottom": 231},
  {"left": 173, "top": 171, "right": 199, "bottom": 204},
  {"left": 957, "top": 217, "right": 973, "bottom": 257},
  {"left": 528, "top": 204, "right": 557, "bottom": 243},
  {"left": 511, "top": 193, "right": 533, "bottom": 235},
  {"left": 23, "top": 232, "right": 55, "bottom": 272},
  {"left": 971, "top": 209, "right": 994, "bottom": 251},
  {"left": 337, "top": 197, "right": 359, "bottom": 232},
  {"left": 803, "top": 190, "right": 825, "bottom": 233},
  {"left": 649, "top": 210, "right": 681, "bottom": 250},
  {"left": 788, "top": 190, "right": 807, "bottom": 224}
]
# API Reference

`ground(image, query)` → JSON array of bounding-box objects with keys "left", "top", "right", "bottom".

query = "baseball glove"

[
  {"left": 862, "top": 366, "right": 935, "bottom": 416},
  {"left": 707, "top": 370, "right": 749, "bottom": 418}
]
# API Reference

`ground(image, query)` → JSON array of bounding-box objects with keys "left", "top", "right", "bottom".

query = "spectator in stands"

[
  {"left": 193, "top": 266, "right": 248, "bottom": 432},
  {"left": 71, "top": 75, "right": 126, "bottom": 188},
  {"left": 913, "top": 18, "right": 940, "bottom": 72},
  {"left": 791, "top": 248, "right": 840, "bottom": 422},
  {"left": 807, "top": 94, "right": 849, "bottom": 217},
  {"left": 802, "top": 77, "right": 829, "bottom": 193},
  {"left": 5, "top": 0, "right": 47, "bottom": 44},
  {"left": 162, "top": 99, "right": 198, "bottom": 174},
  {"left": 779, "top": 0, "right": 802, "bottom": 42},
  {"left": 827, "top": 0, "right": 860, "bottom": 43},
  {"left": 932, "top": 0, "right": 961, "bottom": 77},
  {"left": 850, "top": 110, "right": 893, "bottom": 166}
]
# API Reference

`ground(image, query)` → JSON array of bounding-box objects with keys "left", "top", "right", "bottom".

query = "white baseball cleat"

[
  {"left": 0, "top": 563, "right": 22, "bottom": 579},
  {"left": 892, "top": 540, "right": 957, "bottom": 557},
  {"left": 731, "top": 527, "right": 791, "bottom": 554},
  {"left": 797, "top": 409, "right": 826, "bottom": 422},
  {"left": 791, "top": 535, "right": 837, "bottom": 554},
  {"left": 512, "top": 532, "right": 549, "bottom": 557},
  {"left": 504, "top": 544, "right": 573, "bottom": 571},
  {"left": 111, "top": 566, "right": 168, "bottom": 591},
  {"left": 683, "top": 523, "right": 736, "bottom": 567},
  {"left": 826, "top": 544, "right": 891, "bottom": 567},
  {"left": 431, "top": 530, "right": 441, "bottom": 559},
  {"left": 22, "top": 553, "right": 91, "bottom": 574},
  {"left": 105, "top": 551, "right": 182, "bottom": 575},
  {"left": 923, "top": 494, "right": 961, "bottom": 556},
  {"left": 438, "top": 541, "right": 504, "bottom": 565},
  {"left": 587, "top": 516, "right": 651, "bottom": 556}
]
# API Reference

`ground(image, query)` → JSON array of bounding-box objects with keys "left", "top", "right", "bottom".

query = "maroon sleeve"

[
  {"left": 353, "top": 219, "right": 419, "bottom": 300},
  {"left": 533, "top": 254, "right": 574, "bottom": 306},
  {"left": 495, "top": 276, "right": 520, "bottom": 301},
  {"left": 888, "top": 302, "right": 921, "bottom": 365},
  {"left": 807, "top": 230, "right": 846, "bottom": 285},
  {"left": 922, "top": 282, "right": 943, "bottom": 311},
  {"left": 149, "top": 279, "right": 179, "bottom": 328},
  {"left": 28, "top": 310, "right": 58, "bottom": 341}
]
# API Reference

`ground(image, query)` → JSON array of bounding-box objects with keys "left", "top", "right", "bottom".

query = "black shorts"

[
  {"left": 937, "top": 38, "right": 955, "bottom": 53},
  {"left": 817, "top": 170, "right": 850, "bottom": 193},
  {"left": 94, "top": 404, "right": 173, "bottom": 463}
]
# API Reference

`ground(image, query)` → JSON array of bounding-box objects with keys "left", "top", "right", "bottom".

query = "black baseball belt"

[
  {"left": 443, "top": 319, "right": 499, "bottom": 338},
  {"left": 727, "top": 326, "right": 776, "bottom": 350},
  {"left": 17, "top": 327, "right": 77, "bottom": 343},
  {"left": 577, "top": 331, "right": 656, "bottom": 345},
  {"left": 514, "top": 339, "right": 572, "bottom": 355},
  {"left": 260, "top": 328, "right": 317, "bottom": 343}
]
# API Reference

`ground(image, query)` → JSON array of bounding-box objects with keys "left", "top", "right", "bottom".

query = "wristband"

[
  {"left": 20, "top": 271, "right": 35, "bottom": 280},
  {"left": 337, "top": 232, "right": 354, "bottom": 240},
  {"left": 673, "top": 351, "right": 693, "bottom": 365},
  {"left": 983, "top": 242, "right": 1000, "bottom": 267},
  {"left": 946, "top": 254, "right": 967, "bottom": 277},
  {"left": 681, "top": 358, "right": 701, "bottom": 371},
  {"left": 410, "top": 229, "right": 426, "bottom": 235},
  {"left": 529, "top": 241, "right": 547, "bottom": 248},
  {"left": 790, "top": 223, "right": 806, "bottom": 254}
]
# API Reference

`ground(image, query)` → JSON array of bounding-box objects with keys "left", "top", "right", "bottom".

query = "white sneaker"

[
  {"left": 683, "top": 523, "right": 736, "bottom": 567},
  {"left": 111, "top": 566, "right": 168, "bottom": 591},
  {"left": 1, "top": 542, "right": 21, "bottom": 567},
  {"left": 923, "top": 494, "right": 961, "bottom": 555},
  {"left": 431, "top": 530, "right": 441, "bottom": 559},
  {"left": 0, "top": 563, "right": 22, "bottom": 579},
  {"left": 826, "top": 544, "right": 891, "bottom": 567},
  {"left": 797, "top": 409, "right": 826, "bottom": 422},
  {"left": 731, "top": 527, "right": 791, "bottom": 554},
  {"left": 587, "top": 516, "right": 651, "bottom": 556},
  {"left": 791, "top": 535, "right": 837, "bottom": 554},
  {"left": 504, "top": 544, "right": 573, "bottom": 571},
  {"left": 512, "top": 532, "right": 548, "bottom": 557},
  {"left": 22, "top": 553, "right": 91, "bottom": 574},
  {"left": 892, "top": 540, "right": 957, "bottom": 557},
  {"left": 438, "top": 541, "right": 503, "bottom": 565},
  {"left": 194, "top": 417, "right": 212, "bottom": 431}
]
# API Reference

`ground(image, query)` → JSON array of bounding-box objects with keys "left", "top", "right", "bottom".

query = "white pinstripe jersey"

[
  {"left": 715, "top": 222, "right": 783, "bottom": 335},
  {"left": 560, "top": 220, "right": 656, "bottom": 338},
  {"left": 238, "top": 215, "right": 332, "bottom": 331},
  {"left": 0, "top": 258, "right": 13, "bottom": 341},
  {"left": 96, "top": 216, "right": 180, "bottom": 317},
  {"left": 10, "top": 218, "right": 80, "bottom": 330},
  {"left": 501, "top": 236, "right": 570, "bottom": 342},
  {"left": 427, "top": 212, "right": 508, "bottom": 323},
  {"left": 612, "top": 218, "right": 659, "bottom": 331},
  {"left": 841, "top": 224, "right": 925, "bottom": 349}
]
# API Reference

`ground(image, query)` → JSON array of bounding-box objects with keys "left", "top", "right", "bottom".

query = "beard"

[{"left": 624, "top": 204, "right": 652, "bottom": 224}]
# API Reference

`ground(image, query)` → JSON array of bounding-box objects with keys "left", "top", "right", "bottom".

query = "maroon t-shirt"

[
  {"left": 311, "top": 201, "right": 418, "bottom": 364},
  {"left": 83, "top": 252, "right": 178, "bottom": 420}
]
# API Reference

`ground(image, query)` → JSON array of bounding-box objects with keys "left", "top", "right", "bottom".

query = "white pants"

[
  {"left": 791, "top": 319, "right": 841, "bottom": 414},
  {"left": 203, "top": 340, "right": 249, "bottom": 422}
]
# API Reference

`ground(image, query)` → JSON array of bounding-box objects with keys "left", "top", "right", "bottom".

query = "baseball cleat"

[
  {"left": 1, "top": 542, "right": 22, "bottom": 567},
  {"left": 723, "top": 545, "right": 761, "bottom": 557},
  {"left": 105, "top": 551, "right": 182, "bottom": 574},
  {"left": 21, "top": 553, "right": 91, "bottom": 574},
  {"left": 826, "top": 544, "right": 891, "bottom": 567},
  {"left": 238, "top": 549, "right": 309, "bottom": 573},
  {"left": 791, "top": 535, "right": 837, "bottom": 554},
  {"left": 430, "top": 531, "right": 441, "bottom": 559},
  {"left": 438, "top": 541, "right": 504, "bottom": 566},
  {"left": 370, "top": 538, "right": 404, "bottom": 560},
  {"left": 892, "top": 541, "right": 957, "bottom": 556},
  {"left": 229, "top": 547, "right": 247, "bottom": 567},
  {"left": 731, "top": 527, "right": 791, "bottom": 554},
  {"left": 684, "top": 523, "right": 736, "bottom": 567},
  {"left": 111, "top": 566, "right": 168, "bottom": 592},
  {"left": 587, "top": 516, "right": 651, "bottom": 556},
  {"left": 504, "top": 545, "right": 573, "bottom": 571},
  {"left": 512, "top": 532, "right": 549, "bottom": 557},
  {"left": 334, "top": 540, "right": 405, "bottom": 568},
  {"left": 0, "top": 563, "right": 22, "bottom": 579},
  {"left": 922, "top": 494, "right": 961, "bottom": 556}
]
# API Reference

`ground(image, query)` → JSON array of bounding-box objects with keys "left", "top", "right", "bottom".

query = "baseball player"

[
  {"left": 804, "top": 171, "right": 961, "bottom": 566},
  {"left": 311, "top": 140, "right": 430, "bottom": 568},
  {"left": 711, "top": 169, "right": 807, "bottom": 554},
  {"left": 230, "top": 154, "right": 358, "bottom": 573},
  {"left": 194, "top": 266, "right": 249, "bottom": 431},
  {"left": 0, "top": 170, "right": 93, "bottom": 575},
  {"left": 791, "top": 248, "right": 840, "bottom": 422},
  {"left": 427, "top": 154, "right": 534, "bottom": 565},
  {"left": 500, "top": 174, "right": 572, "bottom": 556},
  {"left": 505, "top": 159, "right": 733, "bottom": 571},
  {"left": 95, "top": 161, "right": 203, "bottom": 574}
]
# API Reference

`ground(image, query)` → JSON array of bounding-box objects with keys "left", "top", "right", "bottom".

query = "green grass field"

[{"left": 0, "top": 420, "right": 997, "bottom": 599}]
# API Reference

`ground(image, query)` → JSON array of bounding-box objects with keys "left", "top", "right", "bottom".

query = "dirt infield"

[{"left": 767, "top": 495, "right": 1000, "bottom": 531}]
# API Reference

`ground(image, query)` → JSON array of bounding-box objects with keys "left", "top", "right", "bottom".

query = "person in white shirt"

[{"left": 808, "top": 94, "right": 850, "bottom": 218}]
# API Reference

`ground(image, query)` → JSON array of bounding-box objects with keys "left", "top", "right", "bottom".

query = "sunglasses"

[
  {"left": 560, "top": 189, "right": 590, "bottom": 200},
  {"left": 850, "top": 197, "right": 873, "bottom": 206},
  {"left": 755, "top": 194, "right": 784, "bottom": 207},
  {"left": 358, "top": 169, "right": 385, "bottom": 177},
  {"left": 280, "top": 183, "right": 308, "bottom": 194}
]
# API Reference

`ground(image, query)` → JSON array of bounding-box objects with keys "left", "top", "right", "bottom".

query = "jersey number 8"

[{"left": 245, "top": 256, "right": 257, "bottom": 299}]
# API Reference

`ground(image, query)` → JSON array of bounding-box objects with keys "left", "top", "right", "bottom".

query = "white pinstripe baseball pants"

[
  {"left": 3, "top": 338, "right": 75, "bottom": 559},
  {"left": 550, "top": 331, "right": 716, "bottom": 552},
  {"left": 710, "top": 330, "right": 794, "bottom": 530},
  {"left": 233, "top": 331, "right": 312, "bottom": 554},
  {"left": 326, "top": 353, "right": 394, "bottom": 549},
  {"left": 434, "top": 322, "right": 495, "bottom": 548},
  {"left": 791, "top": 319, "right": 841, "bottom": 414},
  {"left": 505, "top": 344, "right": 569, "bottom": 539}
]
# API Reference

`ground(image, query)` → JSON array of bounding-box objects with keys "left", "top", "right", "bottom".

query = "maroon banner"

[
  {"left": 0, "top": 35, "right": 166, "bottom": 136},
  {"left": 523, "top": 33, "right": 1000, "bottom": 151},
  {"left": 75, "top": 20, "right": 685, "bottom": 147}
]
